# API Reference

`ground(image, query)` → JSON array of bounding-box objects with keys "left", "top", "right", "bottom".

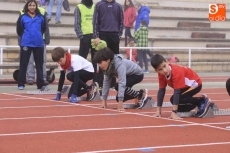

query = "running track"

[{"left": 0, "top": 76, "right": 230, "bottom": 152}]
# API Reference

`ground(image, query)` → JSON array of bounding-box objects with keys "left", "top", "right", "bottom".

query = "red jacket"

[{"left": 124, "top": 6, "right": 136, "bottom": 28}]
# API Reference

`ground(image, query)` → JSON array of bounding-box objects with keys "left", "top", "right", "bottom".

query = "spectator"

[
  {"left": 93, "top": 0, "right": 123, "bottom": 54},
  {"left": 47, "top": 0, "right": 62, "bottom": 24},
  {"left": 16, "top": 0, "right": 47, "bottom": 90},
  {"left": 93, "top": 0, "right": 124, "bottom": 89},
  {"left": 134, "top": 2, "right": 150, "bottom": 31},
  {"left": 134, "top": 2, "right": 153, "bottom": 62},
  {"left": 123, "top": 0, "right": 136, "bottom": 46},
  {"left": 20, "top": 0, "right": 50, "bottom": 85},
  {"left": 134, "top": 20, "right": 149, "bottom": 73},
  {"left": 74, "top": 0, "right": 99, "bottom": 84},
  {"left": 126, "top": 38, "right": 138, "bottom": 63}
]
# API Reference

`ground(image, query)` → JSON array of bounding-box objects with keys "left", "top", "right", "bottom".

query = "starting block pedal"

[
  {"left": 61, "top": 86, "right": 70, "bottom": 94},
  {"left": 89, "top": 91, "right": 101, "bottom": 101},
  {"left": 71, "top": 91, "right": 102, "bottom": 102},
  {"left": 139, "top": 97, "right": 155, "bottom": 109},
  {"left": 177, "top": 102, "right": 230, "bottom": 118},
  {"left": 177, "top": 103, "right": 215, "bottom": 118},
  {"left": 123, "top": 97, "right": 155, "bottom": 109},
  {"left": 40, "top": 85, "right": 50, "bottom": 91},
  {"left": 213, "top": 103, "right": 219, "bottom": 111},
  {"left": 201, "top": 103, "right": 215, "bottom": 118}
]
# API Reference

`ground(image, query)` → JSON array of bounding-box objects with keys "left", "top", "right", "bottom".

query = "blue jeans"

[{"left": 47, "top": 0, "right": 62, "bottom": 22}]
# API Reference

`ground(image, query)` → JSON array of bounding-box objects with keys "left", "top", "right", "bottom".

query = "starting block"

[
  {"left": 177, "top": 103, "right": 230, "bottom": 118},
  {"left": 27, "top": 85, "right": 70, "bottom": 95},
  {"left": 123, "top": 97, "right": 155, "bottom": 109},
  {"left": 27, "top": 85, "right": 101, "bottom": 102}
]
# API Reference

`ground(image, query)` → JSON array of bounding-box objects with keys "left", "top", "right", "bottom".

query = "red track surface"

[{"left": 0, "top": 76, "right": 230, "bottom": 152}]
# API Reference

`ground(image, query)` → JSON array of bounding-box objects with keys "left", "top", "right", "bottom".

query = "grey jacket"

[{"left": 102, "top": 54, "right": 143, "bottom": 101}]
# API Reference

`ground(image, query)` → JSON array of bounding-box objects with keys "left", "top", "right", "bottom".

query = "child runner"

[
  {"left": 51, "top": 47, "right": 98, "bottom": 103},
  {"left": 151, "top": 54, "right": 211, "bottom": 119},
  {"left": 93, "top": 47, "right": 148, "bottom": 111}
]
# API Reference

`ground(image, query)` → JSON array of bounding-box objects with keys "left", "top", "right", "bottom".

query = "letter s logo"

[{"left": 209, "top": 4, "right": 218, "bottom": 14}]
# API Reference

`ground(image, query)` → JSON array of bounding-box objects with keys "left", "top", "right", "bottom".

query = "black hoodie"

[{"left": 93, "top": 0, "right": 124, "bottom": 38}]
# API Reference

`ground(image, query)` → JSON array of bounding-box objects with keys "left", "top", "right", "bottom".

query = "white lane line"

[
  {"left": 78, "top": 141, "right": 230, "bottom": 153},
  {"left": 205, "top": 122, "right": 230, "bottom": 125},
  {"left": 2, "top": 93, "right": 229, "bottom": 132},
  {"left": 0, "top": 113, "right": 120, "bottom": 121},
  {"left": 0, "top": 105, "right": 75, "bottom": 109},
  {"left": 0, "top": 123, "right": 197, "bottom": 137},
  {"left": 0, "top": 98, "right": 32, "bottom": 100}
]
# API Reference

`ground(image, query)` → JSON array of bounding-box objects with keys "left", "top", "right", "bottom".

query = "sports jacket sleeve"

[{"left": 74, "top": 6, "right": 84, "bottom": 39}]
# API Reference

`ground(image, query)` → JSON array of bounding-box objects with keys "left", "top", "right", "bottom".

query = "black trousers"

[
  {"left": 66, "top": 70, "right": 94, "bottom": 98},
  {"left": 137, "top": 49, "right": 148, "bottom": 70},
  {"left": 18, "top": 46, "right": 44, "bottom": 88},
  {"left": 115, "top": 74, "right": 143, "bottom": 102},
  {"left": 78, "top": 34, "right": 97, "bottom": 82},
  {"left": 99, "top": 32, "right": 120, "bottom": 54},
  {"left": 124, "top": 27, "right": 133, "bottom": 46},
  {"left": 170, "top": 85, "right": 204, "bottom": 112}
]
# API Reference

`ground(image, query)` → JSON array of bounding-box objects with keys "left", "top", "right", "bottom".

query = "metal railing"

[{"left": 1, "top": 45, "right": 230, "bottom": 74}]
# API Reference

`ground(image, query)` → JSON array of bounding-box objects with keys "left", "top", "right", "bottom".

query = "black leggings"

[
  {"left": 170, "top": 85, "right": 204, "bottom": 112},
  {"left": 115, "top": 74, "right": 144, "bottom": 102},
  {"left": 124, "top": 27, "right": 133, "bottom": 46},
  {"left": 66, "top": 70, "right": 94, "bottom": 98}
]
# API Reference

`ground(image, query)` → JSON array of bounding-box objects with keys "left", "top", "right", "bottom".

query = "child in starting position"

[
  {"left": 151, "top": 54, "right": 212, "bottom": 119},
  {"left": 93, "top": 47, "right": 148, "bottom": 111},
  {"left": 51, "top": 47, "right": 98, "bottom": 103}
]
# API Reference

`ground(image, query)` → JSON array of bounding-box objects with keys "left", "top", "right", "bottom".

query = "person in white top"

[{"left": 51, "top": 47, "right": 98, "bottom": 103}]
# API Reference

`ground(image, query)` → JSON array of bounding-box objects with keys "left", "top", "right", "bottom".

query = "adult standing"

[
  {"left": 74, "top": 0, "right": 98, "bottom": 83},
  {"left": 16, "top": 0, "right": 47, "bottom": 90},
  {"left": 123, "top": 0, "right": 136, "bottom": 46},
  {"left": 93, "top": 0, "right": 124, "bottom": 54},
  {"left": 47, "top": 0, "right": 63, "bottom": 24},
  {"left": 20, "top": 0, "right": 50, "bottom": 85}
]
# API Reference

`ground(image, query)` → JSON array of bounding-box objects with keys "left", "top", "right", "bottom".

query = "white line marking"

[
  {"left": 205, "top": 122, "right": 230, "bottom": 125},
  {"left": 0, "top": 123, "right": 197, "bottom": 137},
  {"left": 78, "top": 141, "right": 230, "bottom": 153},
  {"left": 0, "top": 98, "right": 31, "bottom": 100},
  {"left": 0, "top": 105, "right": 75, "bottom": 109},
  {"left": 2, "top": 93, "right": 229, "bottom": 133},
  {"left": 0, "top": 113, "right": 120, "bottom": 121}
]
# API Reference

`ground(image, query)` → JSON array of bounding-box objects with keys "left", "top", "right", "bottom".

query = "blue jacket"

[
  {"left": 16, "top": 13, "right": 46, "bottom": 47},
  {"left": 134, "top": 6, "right": 150, "bottom": 31}
]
